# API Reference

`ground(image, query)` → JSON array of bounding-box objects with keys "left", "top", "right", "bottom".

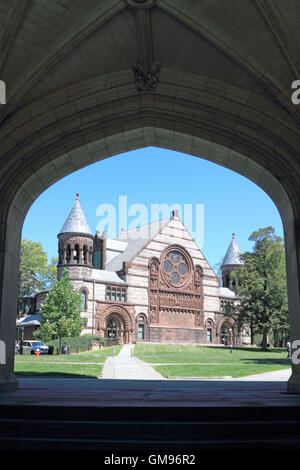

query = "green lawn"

[
  {"left": 14, "top": 346, "right": 122, "bottom": 378},
  {"left": 134, "top": 344, "right": 291, "bottom": 378}
]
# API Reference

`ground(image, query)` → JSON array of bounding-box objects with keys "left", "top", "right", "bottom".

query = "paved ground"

[
  {"left": 231, "top": 368, "right": 291, "bottom": 382},
  {"left": 0, "top": 374, "right": 299, "bottom": 408},
  {"left": 0, "top": 346, "right": 297, "bottom": 408},
  {"left": 101, "top": 344, "right": 163, "bottom": 380}
]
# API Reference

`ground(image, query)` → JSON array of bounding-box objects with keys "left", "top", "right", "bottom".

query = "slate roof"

[
  {"left": 92, "top": 269, "right": 127, "bottom": 284},
  {"left": 219, "top": 287, "right": 236, "bottom": 299},
  {"left": 105, "top": 218, "right": 171, "bottom": 272},
  {"left": 221, "top": 234, "right": 243, "bottom": 267},
  {"left": 59, "top": 196, "right": 93, "bottom": 235}
]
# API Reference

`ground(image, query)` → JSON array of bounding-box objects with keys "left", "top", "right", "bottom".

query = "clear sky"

[{"left": 22, "top": 147, "right": 283, "bottom": 273}]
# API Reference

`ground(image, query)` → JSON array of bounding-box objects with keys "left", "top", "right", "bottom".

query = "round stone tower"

[
  {"left": 57, "top": 193, "right": 94, "bottom": 280},
  {"left": 221, "top": 233, "right": 243, "bottom": 290}
]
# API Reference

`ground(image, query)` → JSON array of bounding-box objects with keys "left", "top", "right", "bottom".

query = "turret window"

[
  {"left": 83, "top": 245, "right": 88, "bottom": 264},
  {"left": 74, "top": 244, "right": 80, "bottom": 264},
  {"left": 66, "top": 245, "right": 71, "bottom": 263}
]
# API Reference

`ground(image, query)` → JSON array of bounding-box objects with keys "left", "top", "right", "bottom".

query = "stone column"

[
  {"left": 78, "top": 247, "right": 83, "bottom": 265},
  {"left": 70, "top": 246, "right": 75, "bottom": 264},
  {"left": 286, "top": 213, "right": 300, "bottom": 393},
  {"left": 0, "top": 212, "right": 20, "bottom": 391},
  {"left": 62, "top": 247, "right": 66, "bottom": 264}
]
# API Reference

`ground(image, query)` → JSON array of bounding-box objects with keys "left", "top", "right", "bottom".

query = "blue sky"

[{"left": 22, "top": 147, "right": 283, "bottom": 273}]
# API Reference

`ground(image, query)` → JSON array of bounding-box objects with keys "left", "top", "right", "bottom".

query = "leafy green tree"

[
  {"left": 19, "top": 239, "right": 57, "bottom": 301},
  {"left": 213, "top": 258, "right": 223, "bottom": 278},
  {"left": 44, "top": 256, "right": 58, "bottom": 289},
  {"left": 35, "top": 269, "right": 83, "bottom": 350},
  {"left": 228, "top": 227, "right": 289, "bottom": 350}
]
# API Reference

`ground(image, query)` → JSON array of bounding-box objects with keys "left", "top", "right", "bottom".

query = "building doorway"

[{"left": 105, "top": 317, "right": 120, "bottom": 340}]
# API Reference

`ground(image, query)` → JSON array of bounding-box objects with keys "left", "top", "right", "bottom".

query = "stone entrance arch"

[
  {"left": 95, "top": 304, "right": 134, "bottom": 345},
  {"left": 0, "top": 1, "right": 300, "bottom": 392},
  {"left": 1, "top": 122, "right": 299, "bottom": 392}
]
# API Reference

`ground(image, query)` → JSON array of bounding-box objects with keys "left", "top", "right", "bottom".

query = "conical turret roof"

[
  {"left": 59, "top": 194, "right": 92, "bottom": 235},
  {"left": 221, "top": 233, "right": 243, "bottom": 267}
]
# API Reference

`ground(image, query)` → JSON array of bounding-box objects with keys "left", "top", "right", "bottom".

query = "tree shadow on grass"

[
  {"left": 15, "top": 372, "right": 98, "bottom": 378},
  {"left": 240, "top": 358, "right": 291, "bottom": 365},
  {"left": 204, "top": 346, "right": 285, "bottom": 354}
]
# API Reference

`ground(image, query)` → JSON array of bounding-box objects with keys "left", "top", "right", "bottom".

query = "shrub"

[{"left": 47, "top": 335, "right": 109, "bottom": 354}]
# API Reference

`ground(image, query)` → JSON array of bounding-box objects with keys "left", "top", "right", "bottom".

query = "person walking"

[{"left": 286, "top": 340, "right": 291, "bottom": 359}]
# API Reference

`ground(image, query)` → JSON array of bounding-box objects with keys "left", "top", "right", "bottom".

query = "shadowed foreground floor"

[{"left": 0, "top": 370, "right": 298, "bottom": 407}]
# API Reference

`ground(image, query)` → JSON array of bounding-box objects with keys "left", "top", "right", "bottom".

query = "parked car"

[{"left": 17, "top": 340, "right": 49, "bottom": 355}]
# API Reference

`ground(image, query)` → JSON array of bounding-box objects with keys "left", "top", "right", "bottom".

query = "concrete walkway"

[
  {"left": 101, "top": 344, "right": 163, "bottom": 380},
  {"left": 232, "top": 368, "right": 291, "bottom": 382}
]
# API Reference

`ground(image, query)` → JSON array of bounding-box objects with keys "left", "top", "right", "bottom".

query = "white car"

[{"left": 17, "top": 340, "right": 49, "bottom": 355}]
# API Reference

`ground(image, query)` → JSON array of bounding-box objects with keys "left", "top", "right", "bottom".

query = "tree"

[
  {"left": 228, "top": 227, "right": 289, "bottom": 350},
  {"left": 44, "top": 256, "right": 58, "bottom": 289},
  {"left": 19, "top": 239, "right": 57, "bottom": 301},
  {"left": 35, "top": 269, "right": 83, "bottom": 350},
  {"left": 213, "top": 258, "right": 223, "bottom": 278}
]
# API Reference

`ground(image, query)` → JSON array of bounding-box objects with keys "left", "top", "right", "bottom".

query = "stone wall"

[{"left": 149, "top": 326, "right": 207, "bottom": 344}]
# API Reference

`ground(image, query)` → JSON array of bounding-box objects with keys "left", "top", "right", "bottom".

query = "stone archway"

[
  {"left": 0, "top": 1, "right": 300, "bottom": 393},
  {"left": 95, "top": 304, "right": 134, "bottom": 345}
]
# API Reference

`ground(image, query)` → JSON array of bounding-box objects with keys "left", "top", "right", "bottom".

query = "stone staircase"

[{"left": 1, "top": 405, "right": 300, "bottom": 451}]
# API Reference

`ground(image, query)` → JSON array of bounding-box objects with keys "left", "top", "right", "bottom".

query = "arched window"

[
  {"left": 83, "top": 245, "right": 88, "bottom": 264},
  {"left": 66, "top": 244, "right": 71, "bottom": 263},
  {"left": 81, "top": 290, "right": 87, "bottom": 310},
  {"left": 137, "top": 314, "right": 147, "bottom": 340},
  {"left": 205, "top": 319, "right": 214, "bottom": 343},
  {"left": 74, "top": 244, "right": 80, "bottom": 264}
]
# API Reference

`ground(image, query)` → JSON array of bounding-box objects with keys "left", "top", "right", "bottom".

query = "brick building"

[{"left": 30, "top": 195, "right": 250, "bottom": 346}]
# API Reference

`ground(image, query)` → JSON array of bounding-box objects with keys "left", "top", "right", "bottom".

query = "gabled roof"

[
  {"left": 59, "top": 194, "right": 92, "bottom": 235},
  {"left": 105, "top": 218, "right": 170, "bottom": 272},
  {"left": 221, "top": 233, "right": 243, "bottom": 267}
]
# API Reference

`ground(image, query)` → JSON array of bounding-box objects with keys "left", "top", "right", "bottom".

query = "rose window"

[{"left": 163, "top": 250, "right": 190, "bottom": 287}]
